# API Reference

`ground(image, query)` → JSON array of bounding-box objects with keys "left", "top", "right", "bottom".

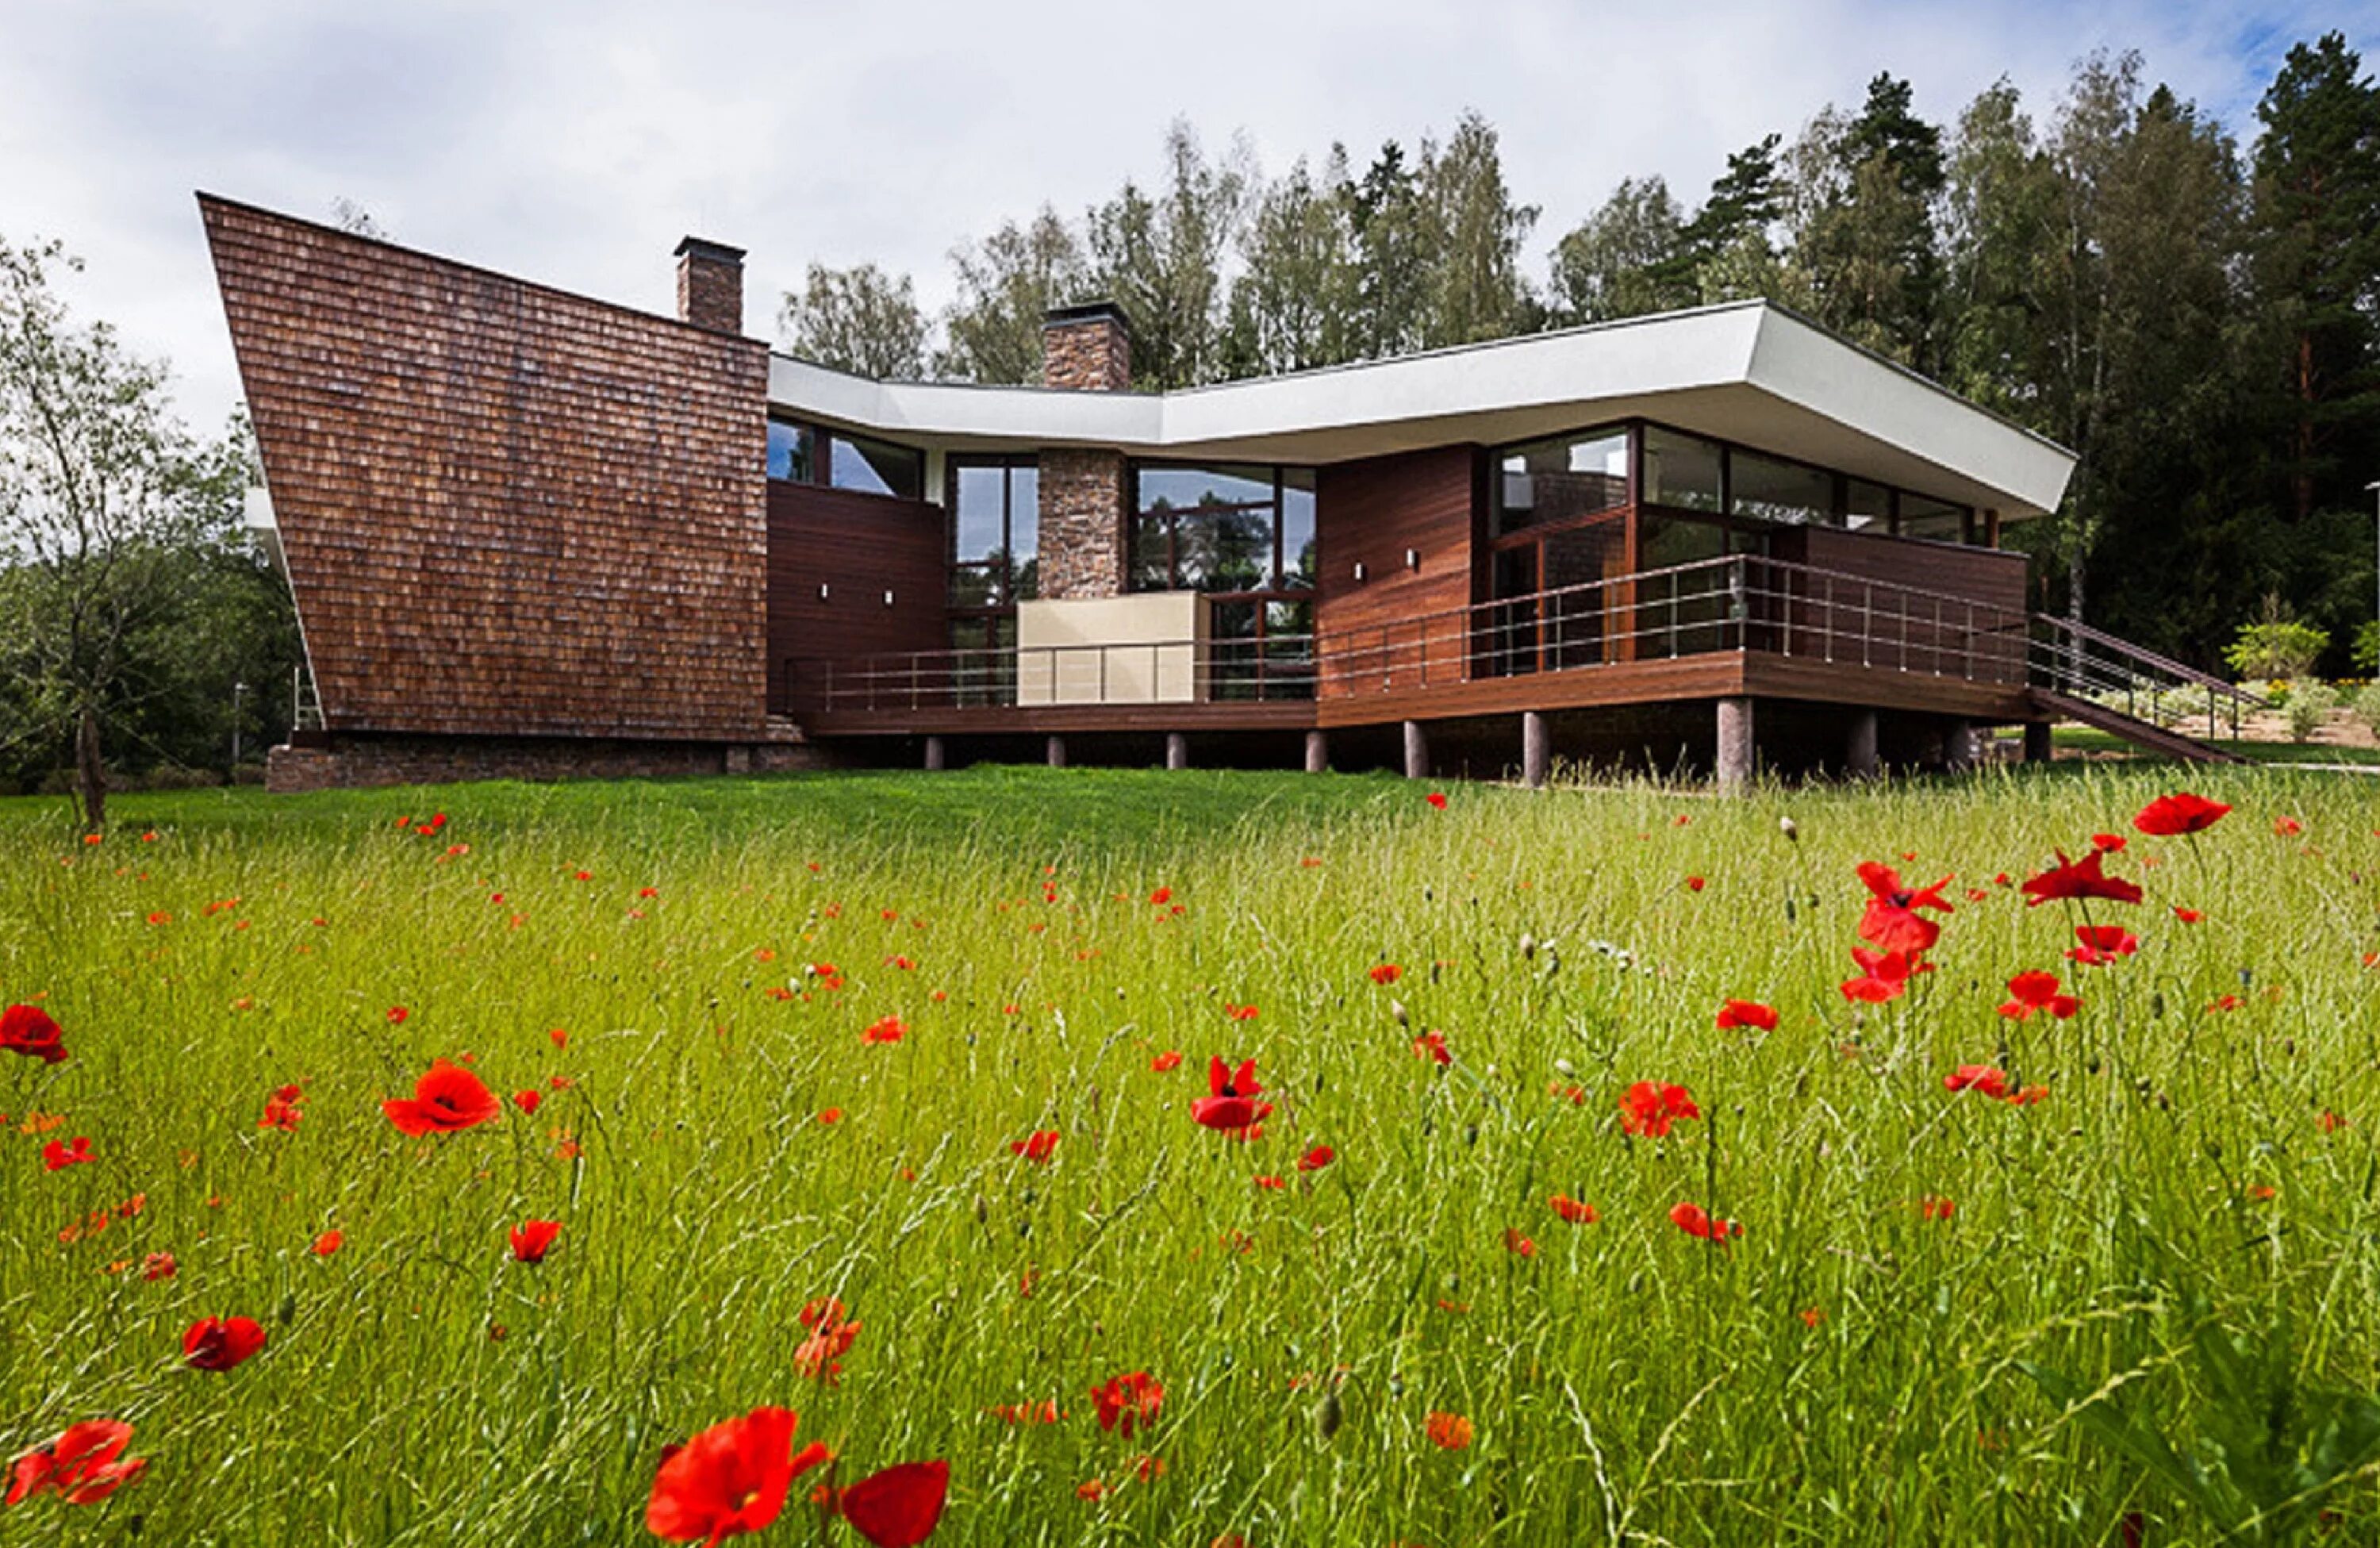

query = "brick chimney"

[
  {"left": 674, "top": 236, "right": 746, "bottom": 334},
  {"left": 1042, "top": 300, "right": 1132, "bottom": 391}
]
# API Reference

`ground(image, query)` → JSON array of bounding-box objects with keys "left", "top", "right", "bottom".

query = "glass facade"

[
  {"left": 950, "top": 458, "right": 1038, "bottom": 605},
  {"left": 766, "top": 419, "right": 816, "bottom": 483},
  {"left": 766, "top": 417, "right": 923, "bottom": 503},
  {"left": 1495, "top": 427, "right": 1629, "bottom": 536}
]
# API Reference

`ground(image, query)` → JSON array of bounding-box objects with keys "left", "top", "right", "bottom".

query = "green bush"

[
  {"left": 2353, "top": 682, "right": 2380, "bottom": 739},
  {"left": 2284, "top": 678, "right": 2336, "bottom": 743},
  {"left": 2355, "top": 619, "right": 2379, "bottom": 674},
  {"left": 2225, "top": 603, "right": 2330, "bottom": 682}
]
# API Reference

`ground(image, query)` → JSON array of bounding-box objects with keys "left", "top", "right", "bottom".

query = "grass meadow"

[{"left": 4, "top": 763, "right": 2380, "bottom": 1545}]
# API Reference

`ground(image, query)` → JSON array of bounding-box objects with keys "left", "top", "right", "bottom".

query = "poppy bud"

[
  {"left": 2151, "top": 993, "right": 2165, "bottom": 1017},
  {"left": 974, "top": 1195, "right": 988, "bottom": 1226},
  {"left": 1554, "top": 1058, "right": 1575, "bottom": 1077},
  {"left": 1626, "top": 1271, "right": 1643, "bottom": 1295},
  {"left": 277, "top": 1292, "right": 297, "bottom": 1326},
  {"left": 1779, "top": 816, "right": 1798, "bottom": 841},
  {"left": 1316, "top": 1387, "right": 1342, "bottom": 1442},
  {"left": 1518, "top": 933, "right": 1536, "bottom": 959},
  {"left": 1389, "top": 1000, "right": 1408, "bottom": 1028}
]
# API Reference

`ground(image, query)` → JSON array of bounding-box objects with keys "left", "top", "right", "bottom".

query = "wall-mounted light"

[
  {"left": 816, "top": 583, "right": 831, "bottom": 601},
  {"left": 882, "top": 590, "right": 896, "bottom": 607},
  {"left": 1352, "top": 561, "right": 1368, "bottom": 582},
  {"left": 1404, "top": 548, "right": 1421, "bottom": 571}
]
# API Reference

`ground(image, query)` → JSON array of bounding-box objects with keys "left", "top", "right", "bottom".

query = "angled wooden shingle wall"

[{"left": 199, "top": 194, "right": 770, "bottom": 743}]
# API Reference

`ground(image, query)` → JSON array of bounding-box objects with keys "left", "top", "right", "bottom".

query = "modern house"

[{"left": 198, "top": 194, "right": 2255, "bottom": 793}]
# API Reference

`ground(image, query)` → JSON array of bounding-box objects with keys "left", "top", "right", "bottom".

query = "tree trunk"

[{"left": 75, "top": 703, "right": 106, "bottom": 833}]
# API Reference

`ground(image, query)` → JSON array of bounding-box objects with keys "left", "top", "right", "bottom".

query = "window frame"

[
  {"left": 765, "top": 415, "right": 927, "bottom": 504},
  {"left": 1127, "top": 461, "right": 1315, "bottom": 595}
]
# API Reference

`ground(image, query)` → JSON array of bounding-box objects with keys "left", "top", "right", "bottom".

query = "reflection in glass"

[
  {"left": 1641, "top": 426, "right": 1723, "bottom": 512},
  {"left": 766, "top": 419, "right": 815, "bottom": 483},
  {"left": 1495, "top": 427, "right": 1629, "bottom": 534},
  {"left": 1279, "top": 471, "right": 1315, "bottom": 588},
  {"left": 1845, "top": 479, "right": 1891, "bottom": 532},
  {"left": 1729, "top": 451, "right": 1834, "bottom": 525},
  {"left": 1900, "top": 494, "right": 1969, "bottom": 542},
  {"left": 954, "top": 466, "right": 1005, "bottom": 562},
  {"left": 830, "top": 435, "right": 923, "bottom": 500}
]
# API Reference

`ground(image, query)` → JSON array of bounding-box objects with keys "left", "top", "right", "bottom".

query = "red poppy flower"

[
  {"left": 1714, "top": 999, "right": 1777, "bottom": 1031},
  {"left": 1149, "top": 886, "right": 1173, "bottom": 905},
  {"left": 1425, "top": 792, "right": 1448, "bottom": 810},
  {"left": 1620, "top": 1081, "right": 1700, "bottom": 1138},
  {"left": 1368, "top": 963, "right": 1402, "bottom": 985},
  {"left": 6, "top": 1419, "right": 147, "bottom": 1507},
  {"left": 862, "top": 1016, "right": 906, "bottom": 1045},
  {"left": 2021, "top": 850, "right": 2143, "bottom": 907},
  {"left": 646, "top": 1406, "right": 830, "bottom": 1545},
  {"left": 1999, "top": 970, "right": 2079, "bottom": 1021},
  {"left": 382, "top": 1059, "right": 502, "bottom": 1136},
  {"left": 2067, "top": 925, "right": 2140, "bottom": 966},
  {"left": 311, "top": 1231, "right": 344, "bottom": 1257},
  {"left": 41, "top": 1136, "right": 93, "bottom": 1170},
  {"left": 1150, "top": 1050, "right": 1183, "bottom": 1073},
  {"left": 143, "top": 1252, "right": 177, "bottom": 1280},
  {"left": 1192, "top": 1058, "right": 1269, "bottom": 1133},
  {"left": 1411, "top": 1031, "right": 1451, "bottom": 1066},
  {"left": 1425, "top": 1412, "right": 1472, "bottom": 1449},
  {"left": 1686, "top": 875, "right": 1706, "bottom": 893},
  {"left": 1840, "top": 947, "right": 1924, "bottom": 1004},
  {"left": 2172, "top": 907, "right": 2203, "bottom": 924},
  {"left": 509, "top": 1220, "right": 562, "bottom": 1263},
  {"left": 2090, "top": 833, "right": 2126, "bottom": 852},
  {"left": 1668, "top": 1201, "right": 1741, "bottom": 1240},
  {"left": 182, "top": 1316, "right": 267, "bottom": 1371},
  {"left": 1296, "top": 1145, "right": 1334, "bottom": 1172},
  {"left": 827, "top": 1459, "right": 950, "bottom": 1548},
  {"left": 1855, "top": 862, "right": 1955, "bottom": 955},
  {"left": 513, "top": 1089, "right": 543, "bottom": 1115},
  {"left": 2319, "top": 1110, "right": 2348, "bottom": 1135},
  {"left": 1503, "top": 1228, "right": 1536, "bottom": 1257},
  {"left": 2274, "top": 816, "right": 2304, "bottom": 836},
  {"left": 1090, "top": 1371, "right": 1164, "bottom": 1438},
  {"left": 816, "top": 1108, "right": 843, "bottom": 1124},
  {"left": 0, "top": 1004, "right": 68, "bottom": 1065},
  {"left": 1254, "top": 1174, "right": 1284, "bottom": 1190},
  {"left": 1944, "top": 1064, "right": 2010, "bottom": 1100},
  {"left": 1549, "top": 1194, "right": 1599, "bottom": 1224},
  {"left": 1010, "top": 1130, "right": 1059, "bottom": 1164},
  {"left": 258, "top": 1083, "right": 305, "bottom": 1131},
  {"left": 796, "top": 1299, "right": 860, "bottom": 1385},
  {"left": 1919, "top": 1195, "right": 1956, "bottom": 1221},
  {"left": 386, "top": 1005, "right": 409, "bottom": 1024}
]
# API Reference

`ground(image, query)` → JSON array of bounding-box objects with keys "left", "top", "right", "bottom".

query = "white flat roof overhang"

[{"left": 769, "top": 302, "right": 2075, "bottom": 518}]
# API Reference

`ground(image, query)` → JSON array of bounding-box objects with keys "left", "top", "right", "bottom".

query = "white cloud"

[{"left": 0, "top": 0, "right": 2359, "bottom": 433}]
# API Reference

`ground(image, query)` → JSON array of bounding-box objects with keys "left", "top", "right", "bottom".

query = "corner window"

[
  {"left": 1640, "top": 427, "right": 1723, "bottom": 513},
  {"left": 1899, "top": 494, "right": 1971, "bottom": 543},
  {"left": 1729, "top": 450, "right": 1835, "bottom": 526},
  {"left": 1495, "top": 426, "right": 1628, "bottom": 536}
]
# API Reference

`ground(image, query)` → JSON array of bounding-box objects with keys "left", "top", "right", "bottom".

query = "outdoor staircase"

[{"left": 2026, "top": 613, "right": 2265, "bottom": 764}]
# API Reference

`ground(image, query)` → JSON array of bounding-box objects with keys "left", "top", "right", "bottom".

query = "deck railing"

[{"left": 784, "top": 555, "right": 2054, "bottom": 716}]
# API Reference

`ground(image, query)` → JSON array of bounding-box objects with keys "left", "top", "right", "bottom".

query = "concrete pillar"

[
  {"left": 2023, "top": 720, "right": 2053, "bottom": 764},
  {"left": 1522, "top": 710, "right": 1550, "bottom": 789},
  {"left": 1046, "top": 735, "right": 1067, "bottom": 769},
  {"left": 1715, "top": 697, "right": 1754, "bottom": 794},
  {"left": 923, "top": 736, "right": 946, "bottom": 772},
  {"left": 1402, "top": 720, "right": 1429, "bottom": 781},
  {"left": 1165, "top": 732, "right": 1188, "bottom": 770},
  {"left": 1845, "top": 709, "right": 1879, "bottom": 780},
  {"left": 1944, "top": 718, "right": 1975, "bottom": 771},
  {"left": 1304, "top": 730, "right": 1328, "bottom": 774}
]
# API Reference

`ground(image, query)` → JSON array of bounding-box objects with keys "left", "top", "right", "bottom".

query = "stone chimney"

[
  {"left": 1042, "top": 300, "right": 1132, "bottom": 391},
  {"left": 674, "top": 236, "right": 746, "bottom": 334}
]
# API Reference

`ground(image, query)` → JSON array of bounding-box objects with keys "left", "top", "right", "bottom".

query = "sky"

[{"left": 0, "top": 0, "right": 2362, "bottom": 435}]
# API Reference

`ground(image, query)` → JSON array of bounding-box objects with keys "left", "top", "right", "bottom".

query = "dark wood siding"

[
  {"left": 1313, "top": 447, "right": 1480, "bottom": 697},
  {"left": 768, "top": 482, "right": 948, "bottom": 709},
  {"left": 200, "top": 194, "right": 770, "bottom": 742}
]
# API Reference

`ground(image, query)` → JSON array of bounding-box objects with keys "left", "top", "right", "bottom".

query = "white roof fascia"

[{"left": 766, "top": 302, "right": 2076, "bottom": 517}]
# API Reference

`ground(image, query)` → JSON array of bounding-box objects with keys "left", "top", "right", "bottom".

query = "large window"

[
  {"left": 766, "top": 416, "right": 923, "bottom": 501},
  {"left": 1495, "top": 426, "right": 1629, "bottom": 535},
  {"left": 950, "top": 458, "right": 1038, "bottom": 605},
  {"left": 1129, "top": 464, "right": 1315, "bottom": 593},
  {"left": 1641, "top": 426, "right": 1724, "bottom": 513},
  {"left": 1729, "top": 450, "right": 1833, "bottom": 526}
]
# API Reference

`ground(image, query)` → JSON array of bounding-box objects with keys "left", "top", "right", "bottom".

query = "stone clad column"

[
  {"left": 1304, "top": 730, "right": 1328, "bottom": 774},
  {"left": 1165, "top": 732, "right": 1188, "bottom": 770},
  {"left": 1403, "top": 720, "right": 1429, "bottom": 780},
  {"left": 1038, "top": 302, "right": 1134, "bottom": 601},
  {"left": 1522, "top": 710, "right": 1549, "bottom": 788},
  {"left": 1846, "top": 709, "right": 1879, "bottom": 780}
]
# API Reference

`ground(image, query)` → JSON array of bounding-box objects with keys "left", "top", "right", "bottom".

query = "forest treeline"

[{"left": 784, "top": 35, "right": 2380, "bottom": 671}]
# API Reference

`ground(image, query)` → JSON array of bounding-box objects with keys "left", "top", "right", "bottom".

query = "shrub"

[
  {"left": 2284, "top": 679, "right": 2336, "bottom": 743},
  {"left": 2225, "top": 597, "right": 2329, "bottom": 682},
  {"left": 2353, "top": 682, "right": 2380, "bottom": 740},
  {"left": 2355, "top": 620, "right": 2379, "bottom": 675}
]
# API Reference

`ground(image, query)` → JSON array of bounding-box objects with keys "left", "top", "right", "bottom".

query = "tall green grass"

[{"left": 2, "top": 763, "right": 2376, "bottom": 1545}]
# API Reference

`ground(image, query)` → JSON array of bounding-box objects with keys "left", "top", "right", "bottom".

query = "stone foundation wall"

[{"left": 266, "top": 736, "right": 832, "bottom": 793}]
